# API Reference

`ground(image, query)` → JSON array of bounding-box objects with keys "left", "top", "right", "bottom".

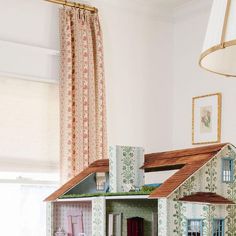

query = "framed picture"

[{"left": 192, "top": 93, "right": 221, "bottom": 145}]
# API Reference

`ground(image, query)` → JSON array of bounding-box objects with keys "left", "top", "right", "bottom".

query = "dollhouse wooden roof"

[
  {"left": 145, "top": 143, "right": 229, "bottom": 198},
  {"left": 179, "top": 192, "right": 235, "bottom": 205},
  {"left": 45, "top": 159, "right": 109, "bottom": 201}
]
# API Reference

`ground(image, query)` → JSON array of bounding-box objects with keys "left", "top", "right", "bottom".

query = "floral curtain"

[{"left": 59, "top": 7, "right": 107, "bottom": 183}]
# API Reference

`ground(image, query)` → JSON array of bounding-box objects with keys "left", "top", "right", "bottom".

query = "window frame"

[
  {"left": 212, "top": 219, "right": 225, "bottom": 236},
  {"left": 0, "top": 180, "right": 58, "bottom": 236},
  {"left": 186, "top": 219, "right": 203, "bottom": 236},
  {"left": 108, "top": 213, "right": 122, "bottom": 236},
  {"left": 221, "top": 158, "right": 234, "bottom": 183},
  {"left": 95, "top": 172, "right": 106, "bottom": 191}
]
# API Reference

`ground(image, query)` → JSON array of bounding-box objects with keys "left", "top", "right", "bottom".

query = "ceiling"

[
  {"left": 155, "top": 0, "right": 191, "bottom": 7},
  {"left": 123, "top": 0, "right": 192, "bottom": 8}
]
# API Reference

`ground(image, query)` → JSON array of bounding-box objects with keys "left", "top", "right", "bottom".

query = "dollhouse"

[{"left": 45, "top": 143, "right": 236, "bottom": 236}]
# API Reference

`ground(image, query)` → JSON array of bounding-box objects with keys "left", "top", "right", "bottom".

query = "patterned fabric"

[{"left": 59, "top": 7, "right": 107, "bottom": 183}]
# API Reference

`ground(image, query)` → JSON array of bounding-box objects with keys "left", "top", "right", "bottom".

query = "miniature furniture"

[
  {"left": 127, "top": 217, "right": 144, "bottom": 236},
  {"left": 67, "top": 211, "right": 84, "bottom": 236},
  {"left": 108, "top": 213, "right": 122, "bottom": 236},
  {"left": 55, "top": 228, "right": 66, "bottom": 236}
]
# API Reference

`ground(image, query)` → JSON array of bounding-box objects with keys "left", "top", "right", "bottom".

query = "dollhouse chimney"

[{"left": 109, "top": 145, "right": 144, "bottom": 193}]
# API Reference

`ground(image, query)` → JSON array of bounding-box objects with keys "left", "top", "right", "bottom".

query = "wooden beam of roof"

[
  {"left": 143, "top": 152, "right": 217, "bottom": 170},
  {"left": 145, "top": 143, "right": 227, "bottom": 164},
  {"left": 148, "top": 154, "right": 216, "bottom": 198},
  {"left": 147, "top": 143, "right": 232, "bottom": 198}
]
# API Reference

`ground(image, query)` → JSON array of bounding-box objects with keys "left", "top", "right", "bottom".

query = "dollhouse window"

[
  {"left": 222, "top": 158, "right": 234, "bottom": 183},
  {"left": 108, "top": 213, "right": 122, "bottom": 236},
  {"left": 96, "top": 173, "right": 106, "bottom": 191},
  {"left": 213, "top": 219, "right": 224, "bottom": 236},
  {"left": 187, "top": 220, "right": 203, "bottom": 236}
]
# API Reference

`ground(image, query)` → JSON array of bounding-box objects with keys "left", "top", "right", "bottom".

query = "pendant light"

[{"left": 199, "top": 0, "right": 236, "bottom": 77}]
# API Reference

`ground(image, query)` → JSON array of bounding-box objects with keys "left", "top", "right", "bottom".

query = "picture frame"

[{"left": 192, "top": 93, "right": 222, "bottom": 145}]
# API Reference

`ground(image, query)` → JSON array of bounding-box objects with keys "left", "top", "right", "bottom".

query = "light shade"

[{"left": 199, "top": 0, "right": 236, "bottom": 77}]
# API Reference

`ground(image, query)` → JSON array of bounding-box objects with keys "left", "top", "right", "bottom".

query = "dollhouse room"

[{"left": 0, "top": 0, "right": 236, "bottom": 236}]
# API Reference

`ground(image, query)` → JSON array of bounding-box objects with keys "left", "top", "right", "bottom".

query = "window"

[
  {"left": 108, "top": 213, "right": 122, "bottom": 236},
  {"left": 187, "top": 220, "right": 203, "bottom": 236},
  {"left": 96, "top": 173, "right": 106, "bottom": 191},
  {"left": 0, "top": 172, "right": 58, "bottom": 236},
  {"left": 213, "top": 219, "right": 224, "bottom": 236},
  {"left": 222, "top": 158, "right": 234, "bottom": 182}
]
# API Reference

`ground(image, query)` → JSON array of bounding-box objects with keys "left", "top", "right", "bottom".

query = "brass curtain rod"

[{"left": 45, "top": 0, "right": 98, "bottom": 13}]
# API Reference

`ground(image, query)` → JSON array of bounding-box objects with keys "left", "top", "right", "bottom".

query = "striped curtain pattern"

[{"left": 59, "top": 7, "right": 107, "bottom": 183}]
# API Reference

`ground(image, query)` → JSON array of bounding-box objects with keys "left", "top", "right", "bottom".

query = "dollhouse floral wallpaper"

[
  {"left": 158, "top": 144, "right": 236, "bottom": 236},
  {"left": 92, "top": 197, "right": 106, "bottom": 236},
  {"left": 109, "top": 145, "right": 144, "bottom": 193}
]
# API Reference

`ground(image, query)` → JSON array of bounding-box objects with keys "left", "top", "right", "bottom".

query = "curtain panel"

[{"left": 59, "top": 7, "right": 107, "bottom": 183}]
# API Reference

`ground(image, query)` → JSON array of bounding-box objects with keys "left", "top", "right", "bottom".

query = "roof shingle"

[
  {"left": 147, "top": 143, "right": 228, "bottom": 198},
  {"left": 44, "top": 159, "right": 109, "bottom": 201}
]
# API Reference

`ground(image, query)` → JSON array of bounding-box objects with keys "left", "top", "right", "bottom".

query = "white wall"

[
  {"left": 172, "top": 0, "right": 236, "bottom": 149},
  {"left": 99, "top": 2, "right": 174, "bottom": 153},
  {"left": 4, "top": 0, "right": 236, "bottom": 169},
  {"left": 0, "top": 0, "right": 174, "bottom": 172}
]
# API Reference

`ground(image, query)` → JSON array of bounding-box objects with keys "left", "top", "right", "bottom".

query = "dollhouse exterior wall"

[
  {"left": 158, "top": 144, "right": 236, "bottom": 236},
  {"left": 46, "top": 202, "right": 54, "bottom": 236},
  {"left": 109, "top": 145, "right": 144, "bottom": 192},
  {"left": 92, "top": 197, "right": 106, "bottom": 236},
  {"left": 157, "top": 198, "right": 168, "bottom": 236}
]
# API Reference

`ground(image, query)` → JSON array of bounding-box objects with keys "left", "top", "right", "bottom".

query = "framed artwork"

[{"left": 192, "top": 93, "right": 221, "bottom": 145}]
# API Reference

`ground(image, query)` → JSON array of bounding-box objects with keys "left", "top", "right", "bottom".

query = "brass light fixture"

[{"left": 199, "top": 0, "right": 236, "bottom": 77}]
